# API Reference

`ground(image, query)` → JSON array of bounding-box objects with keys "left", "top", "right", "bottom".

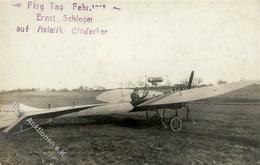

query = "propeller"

[{"left": 187, "top": 71, "right": 194, "bottom": 89}]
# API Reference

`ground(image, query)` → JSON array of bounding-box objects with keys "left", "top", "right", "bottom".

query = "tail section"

[
  {"left": 0, "top": 103, "right": 41, "bottom": 129},
  {"left": 0, "top": 104, "right": 19, "bottom": 129}
]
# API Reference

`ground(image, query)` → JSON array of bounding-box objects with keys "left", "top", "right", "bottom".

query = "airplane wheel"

[{"left": 170, "top": 117, "right": 182, "bottom": 132}]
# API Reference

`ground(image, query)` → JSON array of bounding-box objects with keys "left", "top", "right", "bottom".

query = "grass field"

[
  {"left": 0, "top": 91, "right": 104, "bottom": 108},
  {"left": 0, "top": 85, "right": 259, "bottom": 164}
]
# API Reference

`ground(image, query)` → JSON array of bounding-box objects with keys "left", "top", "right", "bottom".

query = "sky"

[{"left": 0, "top": 0, "right": 259, "bottom": 90}]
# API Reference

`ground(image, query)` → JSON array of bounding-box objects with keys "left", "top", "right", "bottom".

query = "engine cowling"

[{"left": 147, "top": 77, "right": 164, "bottom": 83}]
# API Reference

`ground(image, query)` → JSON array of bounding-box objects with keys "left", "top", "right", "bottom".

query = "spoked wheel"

[{"left": 170, "top": 117, "right": 182, "bottom": 132}]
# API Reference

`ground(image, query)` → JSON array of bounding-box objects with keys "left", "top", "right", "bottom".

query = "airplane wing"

[
  {"left": 96, "top": 88, "right": 163, "bottom": 103},
  {"left": 137, "top": 80, "right": 259, "bottom": 108},
  {"left": 0, "top": 117, "right": 16, "bottom": 130},
  {"left": 2, "top": 103, "right": 104, "bottom": 135},
  {"left": 0, "top": 104, "right": 43, "bottom": 129},
  {"left": 96, "top": 89, "right": 133, "bottom": 103}
]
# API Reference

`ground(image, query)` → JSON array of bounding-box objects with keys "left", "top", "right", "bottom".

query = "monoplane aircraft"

[{"left": 0, "top": 71, "right": 258, "bottom": 136}]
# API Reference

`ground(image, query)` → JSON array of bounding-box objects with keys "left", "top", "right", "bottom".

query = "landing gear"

[
  {"left": 145, "top": 106, "right": 191, "bottom": 132},
  {"left": 145, "top": 109, "right": 183, "bottom": 132},
  {"left": 170, "top": 117, "right": 182, "bottom": 132},
  {"left": 155, "top": 110, "right": 168, "bottom": 129}
]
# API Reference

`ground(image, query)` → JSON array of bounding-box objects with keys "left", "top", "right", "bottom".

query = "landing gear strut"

[
  {"left": 184, "top": 105, "right": 190, "bottom": 120},
  {"left": 145, "top": 105, "right": 191, "bottom": 132},
  {"left": 145, "top": 109, "right": 183, "bottom": 132},
  {"left": 155, "top": 110, "right": 168, "bottom": 129}
]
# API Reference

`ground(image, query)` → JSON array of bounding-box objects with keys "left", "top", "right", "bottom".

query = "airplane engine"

[
  {"left": 148, "top": 77, "right": 164, "bottom": 87},
  {"left": 148, "top": 77, "right": 164, "bottom": 83}
]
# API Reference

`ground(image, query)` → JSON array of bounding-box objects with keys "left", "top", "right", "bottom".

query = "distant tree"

[
  {"left": 51, "top": 88, "right": 56, "bottom": 92},
  {"left": 180, "top": 79, "right": 188, "bottom": 86},
  {"left": 60, "top": 88, "right": 69, "bottom": 92},
  {"left": 217, "top": 80, "right": 227, "bottom": 85},
  {"left": 165, "top": 80, "right": 172, "bottom": 86},
  {"left": 193, "top": 77, "right": 203, "bottom": 87},
  {"left": 78, "top": 86, "right": 84, "bottom": 92},
  {"left": 96, "top": 86, "right": 106, "bottom": 90}
]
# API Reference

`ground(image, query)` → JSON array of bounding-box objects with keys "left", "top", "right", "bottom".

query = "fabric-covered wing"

[
  {"left": 57, "top": 102, "right": 134, "bottom": 118},
  {"left": 96, "top": 89, "right": 133, "bottom": 103},
  {"left": 0, "top": 104, "right": 42, "bottom": 129},
  {"left": 138, "top": 80, "right": 259, "bottom": 107},
  {"left": 96, "top": 88, "right": 163, "bottom": 103},
  {"left": 3, "top": 103, "right": 103, "bottom": 135}
]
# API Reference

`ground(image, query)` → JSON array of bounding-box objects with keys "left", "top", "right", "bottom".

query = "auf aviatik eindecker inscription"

[{"left": 14, "top": 1, "right": 120, "bottom": 35}]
